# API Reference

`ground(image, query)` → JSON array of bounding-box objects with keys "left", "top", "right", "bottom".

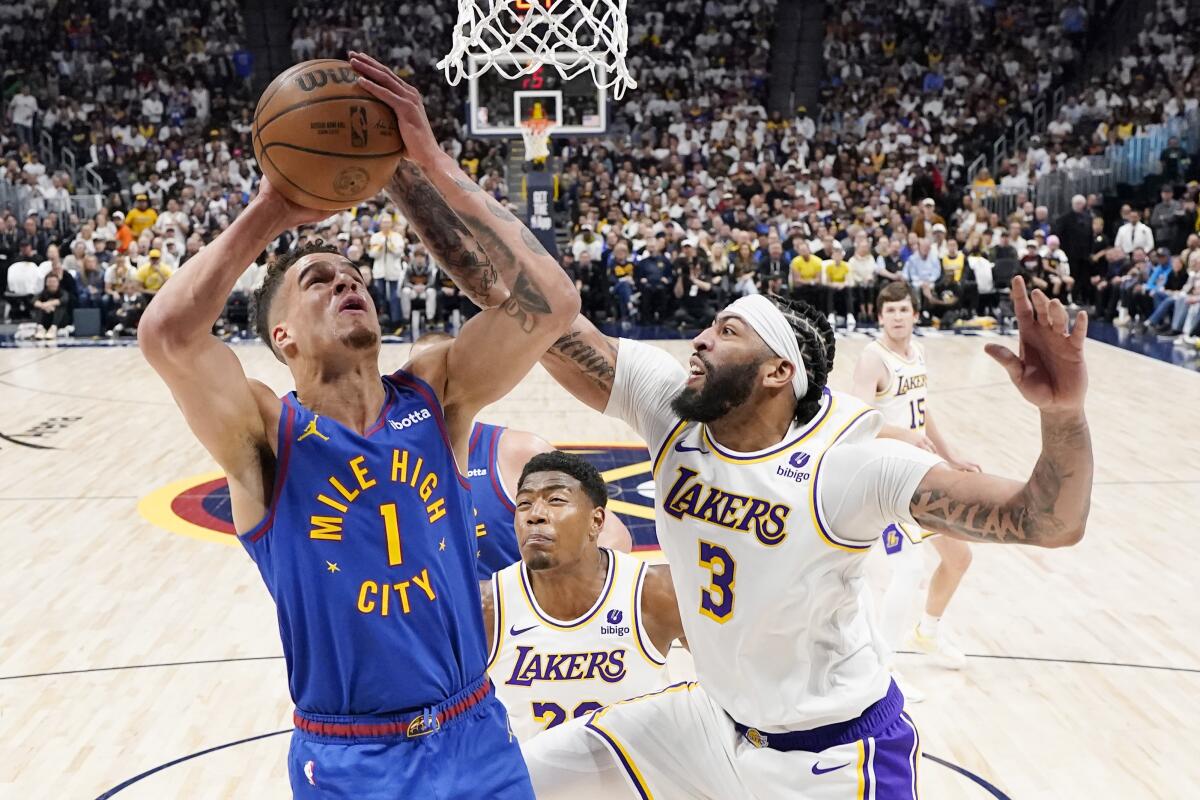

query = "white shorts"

[{"left": 524, "top": 680, "right": 922, "bottom": 800}]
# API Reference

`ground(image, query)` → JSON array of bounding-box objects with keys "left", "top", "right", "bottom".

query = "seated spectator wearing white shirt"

[{"left": 5, "top": 241, "right": 42, "bottom": 321}]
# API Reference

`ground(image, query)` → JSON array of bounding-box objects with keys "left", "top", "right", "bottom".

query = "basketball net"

[
  {"left": 439, "top": 0, "right": 636, "bottom": 99},
  {"left": 520, "top": 115, "right": 556, "bottom": 163}
]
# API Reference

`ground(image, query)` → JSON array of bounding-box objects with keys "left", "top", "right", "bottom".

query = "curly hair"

[
  {"left": 250, "top": 240, "right": 341, "bottom": 362},
  {"left": 765, "top": 294, "right": 836, "bottom": 425}
]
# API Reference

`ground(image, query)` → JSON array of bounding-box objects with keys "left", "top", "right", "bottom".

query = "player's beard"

[{"left": 670, "top": 354, "right": 762, "bottom": 423}]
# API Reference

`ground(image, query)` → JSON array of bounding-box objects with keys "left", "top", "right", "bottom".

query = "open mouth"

[
  {"left": 338, "top": 294, "right": 368, "bottom": 314},
  {"left": 687, "top": 354, "right": 706, "bottom": 384}
]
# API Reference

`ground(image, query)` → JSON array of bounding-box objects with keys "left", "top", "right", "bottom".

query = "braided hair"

[{"left": 765, "top": 294, "right": 836, "bottom": 424}]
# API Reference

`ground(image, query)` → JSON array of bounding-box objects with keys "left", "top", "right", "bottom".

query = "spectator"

[
  {"left": 571, "top": 224, "right": 603, "bottom": 261},
  {"left": 5, "top": 241, "right": 41, "bottom": 320},
  {"left": 903, "top": 239, "right": 942, "bottom": 314},
  {"left": 789, "top": 239, "right": 824, "bottom": 310},
  {"left": 757, "top": 241, "right": 789, "bottom": 297},
  {"left": 635, "top": 238, "right": 674, "bottom": 324},
  {"left": 1043, "top": 235, "right": 1075, "bottom": 303},
  {"left": 673, "top": 252, "right": 716, "bottom": 329},
  {"left": 1150, "top": 187, "right": 1187, "bottom": 253},
  {"left": 126, "top": 195, "right": 159, "bottom": 239},
  {"left": 608, "top": 241, "right": 636, "bottom": 321},
  {"left": 1114, "top": 209, "right": 1155, "bottom": 255},
  {"left": 135, "top": 249, "right": 174, "bottom": 295},
  {"left": 32, "top": 273, "right": 71, "bottom": 339},
  {"left": 369, "top": 217, "right": 407, "bottom": 328},
  {"left": 7, "top": 85, "right": 38, "bottom": 148},
  {"left": 1159, "top": 136, "right": 1190, "bottom": 184},
  {"left": 1054, "top": 195, "right": 1095, "bottom": 300},
  {"left": 76, "top": 254, "right": 106, "bottom": 309},
  {"left": 107, "top": 279, "right": 148, "bottom": 338},
  {"left": 822, "top": 242, "right": 854, "bottom": 327},
  {"left": 400, "top": 247, "right": 437, "bottom": 326},
  {"left": 847, "top": 235, "right": 882, "bottom": 320}
]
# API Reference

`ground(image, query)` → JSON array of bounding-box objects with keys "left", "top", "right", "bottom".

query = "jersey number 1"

[{"left": 379, "top": 503, "right": 403, "bottom": 566}]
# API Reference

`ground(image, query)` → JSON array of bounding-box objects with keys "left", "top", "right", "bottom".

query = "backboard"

[{"left": 467, "top": 52, "right": 607, "bottom": 136}]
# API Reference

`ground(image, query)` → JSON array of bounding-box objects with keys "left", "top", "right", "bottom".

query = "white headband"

[{"left": 724, "top": 294, "right": 809, "bottom": 400}]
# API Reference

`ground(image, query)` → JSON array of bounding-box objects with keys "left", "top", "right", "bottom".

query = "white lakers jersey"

[
  {"left": 866, "top": 339, "right": 932, "bottom": 545},
  {"left": 605, "top": 339, "right": 941, "bottom": 732},
  {"left": 488, "top": 548, "right": 670, "bottom": 741},
  {"left": 864, "top": 338, "right": 928, "bottom": 432}
]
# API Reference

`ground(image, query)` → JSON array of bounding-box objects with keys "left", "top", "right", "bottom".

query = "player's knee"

[{"left": 941, "top": 541, "right": 973, "bottom": 572}]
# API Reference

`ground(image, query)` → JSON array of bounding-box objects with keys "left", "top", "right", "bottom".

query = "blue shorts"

[{"left": 288, "top": 679, "right": 533, "bottom": 799}]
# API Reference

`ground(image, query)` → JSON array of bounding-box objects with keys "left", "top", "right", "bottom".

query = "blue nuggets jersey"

[
  {"left": 239, "top": 370, "right": 487, "bottom": 715},
  {"left": 468, "top": 423, "right": 521, "bottom": 578}
]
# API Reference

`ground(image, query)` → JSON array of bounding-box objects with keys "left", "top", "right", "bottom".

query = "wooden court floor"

[{"left": 0, "top": 334, "right": 1197, "bottom": 799}]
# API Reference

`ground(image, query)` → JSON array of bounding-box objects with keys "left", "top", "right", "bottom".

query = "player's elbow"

[{"left": 1039, "top": 520, "right": 1086, "bottom": 549}]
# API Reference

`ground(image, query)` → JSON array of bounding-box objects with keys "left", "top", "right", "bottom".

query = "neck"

[
  {"left": 292, "top": 354, "right": 386, "bottom": 435},
  {"left": 707, "top": 390, "right": 797, "bottom": 452},
  {"left": 882, "top": 330, "right": 913, "bottom": 356},
  {"left": 528, "top": 546, "right": 608, "bottom": 620}
]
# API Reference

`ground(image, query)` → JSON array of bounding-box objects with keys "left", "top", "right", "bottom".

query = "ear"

[
  {"left": 762, "top": 358, "right": 795, "bottom": 392},
  {"left": 273, "top": 320, "right": 294, "bottom": 357},
  {"left": 590, "top": 506, "right": 606, "bottom": 543}
]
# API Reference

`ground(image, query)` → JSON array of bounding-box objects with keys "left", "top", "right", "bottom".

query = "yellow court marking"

[
  {"left": 138, "top": 470, "right": 240, "bottom": 548},
  {"left": 607, "top": 498, "right": 655, "bottom": 521},
  {"left": 599, "top": 460, "right": 654, "bottom": 483}
]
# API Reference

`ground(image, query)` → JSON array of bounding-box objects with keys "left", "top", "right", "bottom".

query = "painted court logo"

[
  {"left": 776, "top": 451, "right": 812, "bottom": 483},
  {"left": 141, "top": 443, "right": 663, "bottom": 553}
]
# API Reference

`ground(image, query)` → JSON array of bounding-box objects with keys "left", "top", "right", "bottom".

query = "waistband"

[
  {"left": 293, "top": 676, "right": 493, "bottom": 741},
  {"left": 734, "top": 680, "right": 903, "bottom": 753}
]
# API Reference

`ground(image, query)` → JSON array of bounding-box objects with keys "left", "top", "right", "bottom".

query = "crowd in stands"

[{"left": 2, "top": 0, "right": 1199, "bottom": 347}]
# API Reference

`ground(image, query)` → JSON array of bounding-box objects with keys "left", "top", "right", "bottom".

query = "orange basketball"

[{"left": 252, "top": 59, "right": 405, "bottom": 211}]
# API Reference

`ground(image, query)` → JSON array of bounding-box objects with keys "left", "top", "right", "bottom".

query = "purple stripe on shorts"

[
  {"left": 868, "top": 714, "right": 919, "bottom": 799},
  {"left": 863, "top": 737, "right": 873, "bottom": 798}
]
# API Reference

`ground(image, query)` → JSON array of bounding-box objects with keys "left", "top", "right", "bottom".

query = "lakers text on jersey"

[{"left": 488, "top": 548, "right": 669, "bottom": 740}]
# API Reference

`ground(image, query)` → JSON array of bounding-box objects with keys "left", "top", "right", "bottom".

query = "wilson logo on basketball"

[{"left": 295, "top": 67, "right": 358, "bottom": 92}]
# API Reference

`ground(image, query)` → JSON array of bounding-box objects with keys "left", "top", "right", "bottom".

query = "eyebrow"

[{"left": 516, "top": 482, "right": 574, "bottom": 497}]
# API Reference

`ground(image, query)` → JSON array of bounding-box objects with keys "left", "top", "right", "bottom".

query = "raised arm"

[
  {"left": 909, "top": 277, "right": 1091, "bottom": 547},
  {"left": 349, "top": 52, "right": 579, "bottom": 431},
  {"left": 138, "top": 179, "right": 327, "bottom": 531}
]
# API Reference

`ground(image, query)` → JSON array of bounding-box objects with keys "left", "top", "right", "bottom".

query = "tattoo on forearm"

[
  {"left": 487, "top": 199, "right": 517, "bottom": 223},
  {"left": 454, "top": 177, "right": 482, "bottom": 193},
  {"left": 522, "top": 227, "right": 549, "bottom": 257},
  {"left": 549, "top": 330, "right": 617, "bottom": 390},
  {"left": 500, "top": 272, "right": 552, "bottom": 333},
  {"left": 387, "top": 164, "right": 498, "bottom": 301},
  {"left": 910, "top": 414, "right": 1091, "bottom": 545}
]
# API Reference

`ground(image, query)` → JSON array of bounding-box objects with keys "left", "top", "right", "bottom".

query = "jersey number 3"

[{"left": 698, "top": 541, "right": 735, "bottom": 623}]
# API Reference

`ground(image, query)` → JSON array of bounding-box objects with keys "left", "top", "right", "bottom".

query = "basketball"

[{"left": 252, "top": 59, "right": 405, "bottom": 210}]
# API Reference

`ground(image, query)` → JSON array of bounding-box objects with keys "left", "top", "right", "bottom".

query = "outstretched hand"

[
  {"left": 984, "top": 275, "right": 1088, "bottom": 413},
  {"left": 348, "top": 51, "right": 440, "bottom": 168}
]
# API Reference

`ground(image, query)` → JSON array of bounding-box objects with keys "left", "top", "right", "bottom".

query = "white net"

[{"left": 439, "top": 0, "right": 636, "bottom": 99}]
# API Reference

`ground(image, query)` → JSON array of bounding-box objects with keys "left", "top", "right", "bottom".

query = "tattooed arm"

[
  {"left": 541, "top": 314, "right": 620, "bottom": 412},
  {"left": 385, "top": 160, "right": 510, "bottom": 309},
  {"left": 826, "top": 279, "right": 1091, "bottom": 550},
  {"left": 910, "top": 277, "right": 1091, "bottom": 547},
  {"left": 350, "top": 53, "right": 579, "bottom": 455}
]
